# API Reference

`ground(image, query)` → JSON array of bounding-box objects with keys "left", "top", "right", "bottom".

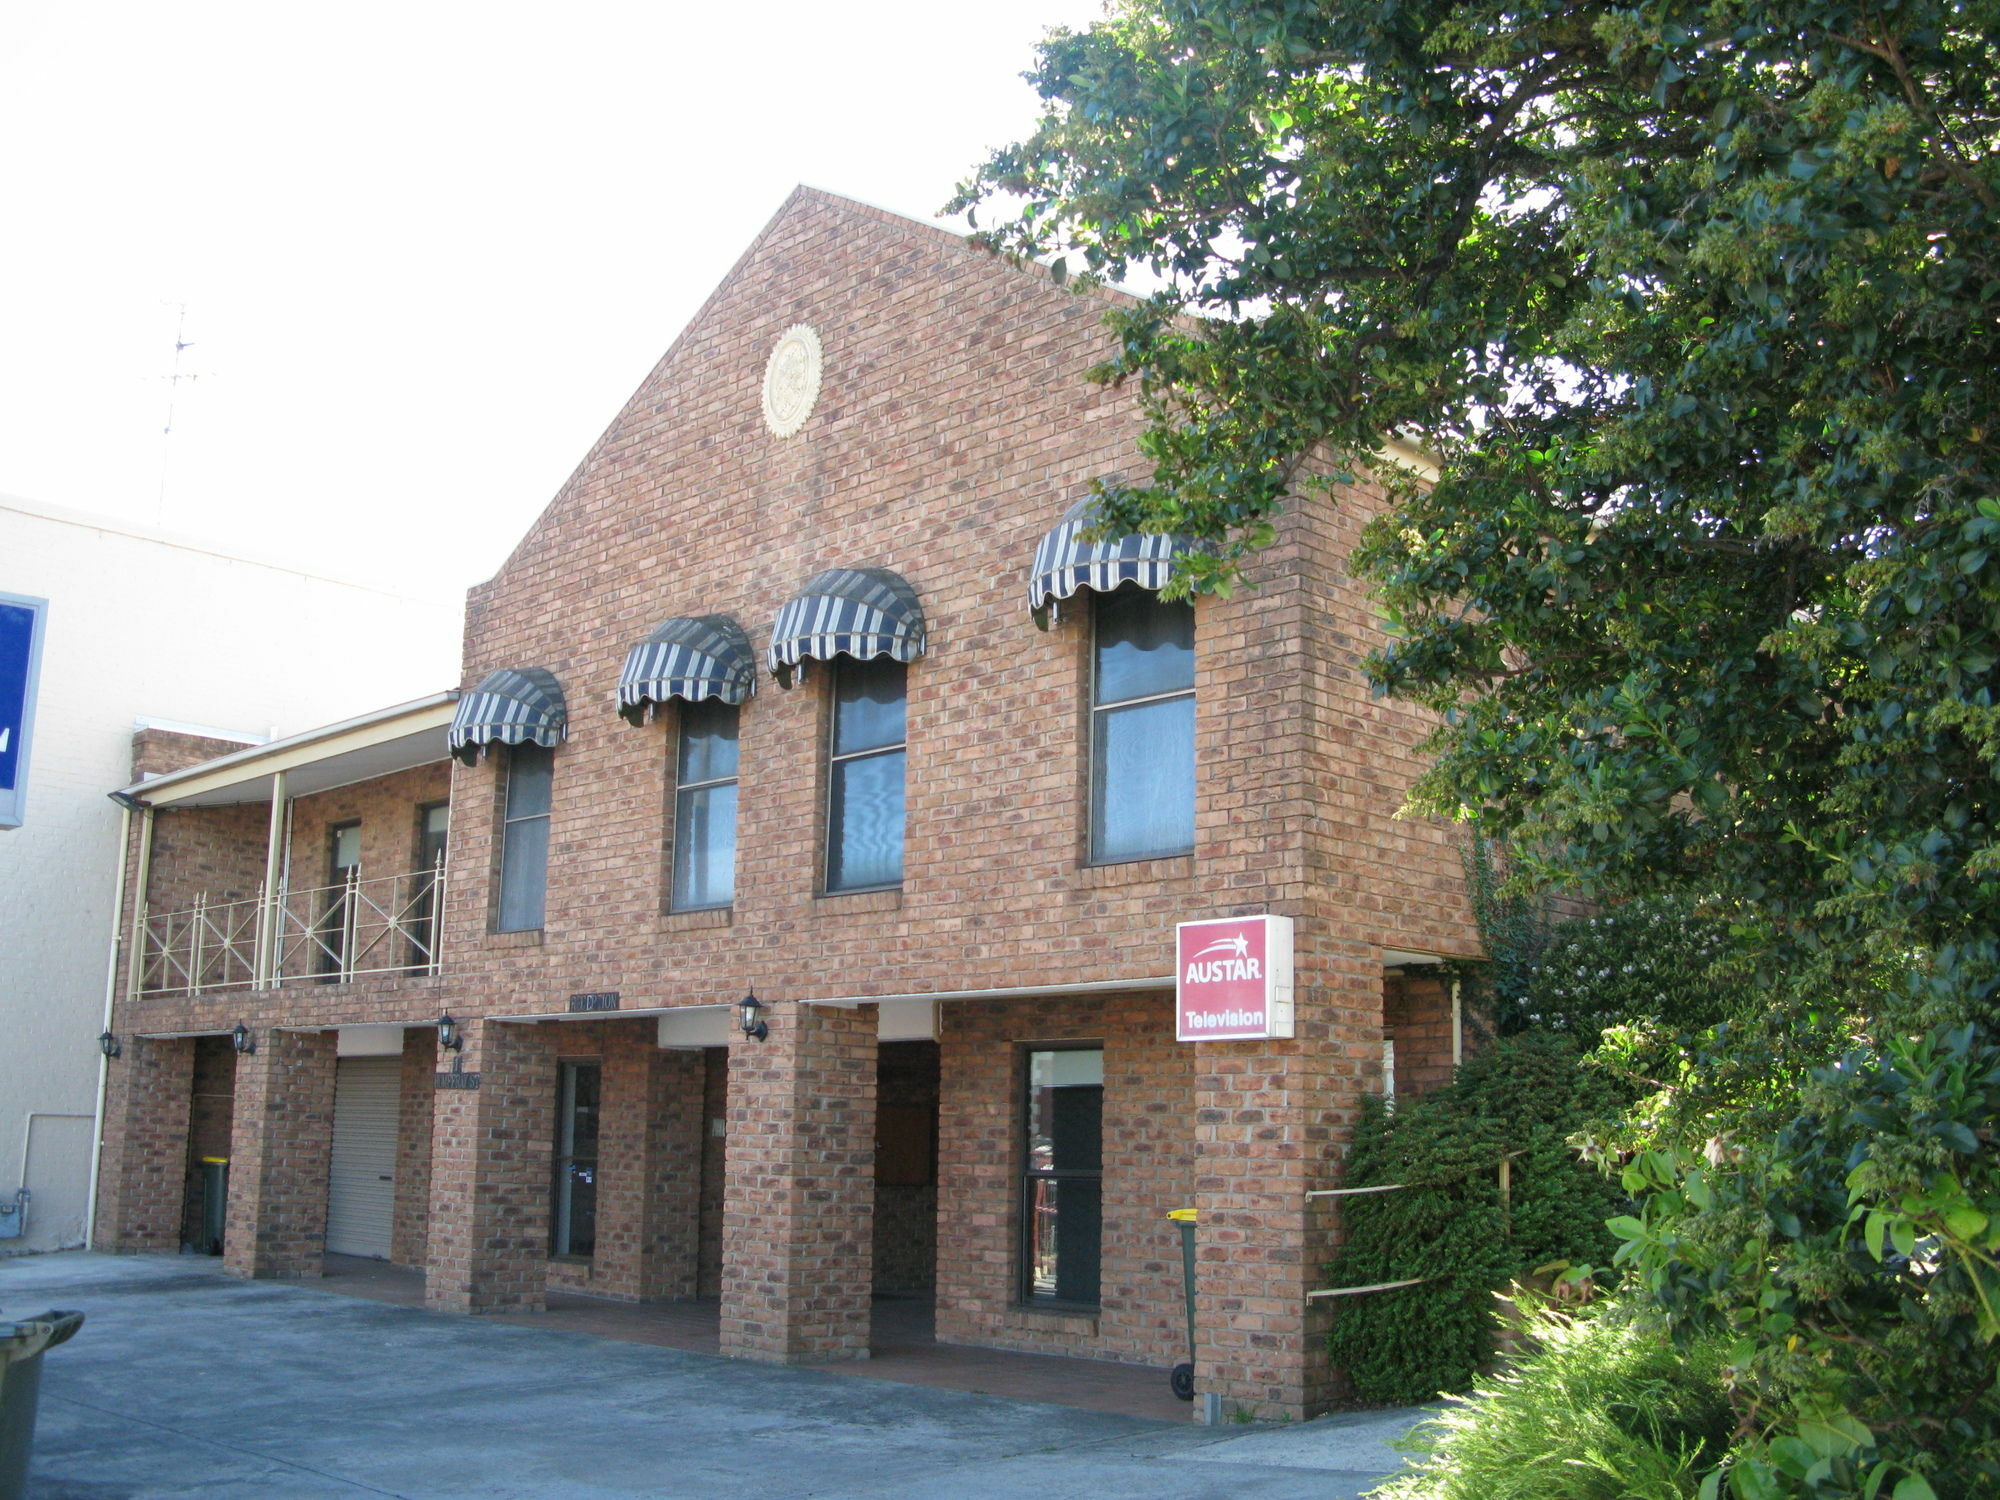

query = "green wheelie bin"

[{"left": 0, "top": 1309, "right": 84, "bottom": 1500}]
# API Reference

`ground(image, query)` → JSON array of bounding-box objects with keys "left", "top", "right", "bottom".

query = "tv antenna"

[{"left": 156, "top": 302, "right": 203, "bottom": 525}]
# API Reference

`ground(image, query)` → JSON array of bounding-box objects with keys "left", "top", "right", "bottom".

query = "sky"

[{"left": 0, "top": 0, "right": 1106, "bottom": 601}]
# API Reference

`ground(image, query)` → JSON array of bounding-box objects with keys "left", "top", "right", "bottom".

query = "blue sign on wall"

[{"left": 0, "top": 592, "right": 48, "bottom": 829}]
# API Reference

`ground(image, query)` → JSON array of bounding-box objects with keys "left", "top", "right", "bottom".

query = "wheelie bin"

[{"left": 0, "top": 1308, "right": 84, "bottom": 1500}]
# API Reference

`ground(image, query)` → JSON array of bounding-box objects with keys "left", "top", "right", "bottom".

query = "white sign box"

[{"left": 1176, "top": 914, "right": 1295, "bottom": 1041}]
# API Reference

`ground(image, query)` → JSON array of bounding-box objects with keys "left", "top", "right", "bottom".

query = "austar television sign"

[{"left": 1175, "top": 914, "right": 1295, "bottom": 1042}]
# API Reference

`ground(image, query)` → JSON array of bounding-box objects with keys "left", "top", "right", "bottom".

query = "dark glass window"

[
  {"left": 1090, "top": 587, "right": 1195, "bottom": 863},
  {"left": 1021, "top": 1046, "right": 1103, "bottom": 1307},
  {"left": 672, "top": 699, "right": 739, "bottom": 911},
  {"left": 317, "top": 821, "right": 362, "bottom": 977},
  {"left": 551, "top": 1061, "right": 599, "bottom": 1258},
  {"left": 496, "top": 743, "right": 551, "bottom": 932},
  {"left": 407, "top": 801, "right": 449, "bottom": 971},
  {"left": 826, "top": 656, "right": 905, "bottom": 892}
]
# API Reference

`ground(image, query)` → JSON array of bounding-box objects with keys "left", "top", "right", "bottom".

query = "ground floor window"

[
  {"left": 1021, "top": 1045, "right": 1103, "bottom": 1307},
  {"left": 552, "top": 1060, "right": 600, "bottom": 1257}
]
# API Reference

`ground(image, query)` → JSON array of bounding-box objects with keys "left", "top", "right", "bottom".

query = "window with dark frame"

[
  {"left": 1020, "top": 1045, "right": 1104, "bottom": 1308},
  {"left": 551, "top": 1060, "right": 600, "bottom": 1258},
  {"left": 317, "top": 821, "right": 361, "bottom": 978},
  {"left": 1089, "top": 586, "right": 1195, "bottom": 863},
  {"left": 672, "top": 698, "right": 739, "bottom": 911},
  {"left": 496, "top": 743, "right": 552, "bottom": 932},
  {"left": 825, "top": 655, "right": 905, "bottom": 893},
  {"left": 407, "top": 801, "right": 449, "bottom": 971}
]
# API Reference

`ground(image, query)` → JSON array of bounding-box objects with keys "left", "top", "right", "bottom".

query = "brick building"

[{"left": 91, "top": 188, "right": 1477, "bottom": 1420}]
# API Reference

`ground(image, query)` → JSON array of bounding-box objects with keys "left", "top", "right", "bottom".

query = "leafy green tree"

[{"left": 959, "top": 2, "right": 2000, "bottom": 1493}]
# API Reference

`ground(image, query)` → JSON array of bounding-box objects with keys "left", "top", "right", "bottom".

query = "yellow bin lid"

[{"left": 1167, "top": 1208, "right": 1198, "bottom": 1222}]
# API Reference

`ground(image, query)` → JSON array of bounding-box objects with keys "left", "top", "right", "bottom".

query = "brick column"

[
  {"left": 589, "top": 1028, "right": 705, "bottom": 1301},
  {"left": 94, "top": 1035, "right": 194, "bottom": 1252},
  {"left": 424, "top": 1019, "right": 554, "bottom": 1314},
  {"left": 390, "top": 1026, "right": 437, "bottom": 1267},
  {"left": 720, "top": 1002, "right": 877, "bottom": 1362},
  {"left": 1191, "top": 943, "right": 1381, "bottom": 1421},
  {"left": 223, "top": 1027, "right": 338, "bottom": 1279}
]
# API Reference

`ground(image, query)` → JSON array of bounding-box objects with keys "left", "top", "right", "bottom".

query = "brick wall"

[
  {"left": 94, "top": 1035, "right": 193, "bottom": 1252},
  {"left": 391, "top": 1027, "right": 436, "bottom": 1266},
  {"left": 936, "top": 991, "right": 1197, "bottom": 1368},
  {"left": 223, "top": 1026, "right": 336, "bottom": 1280},
  {"left": 698, "top": 1046, "right": 727, "bottom": 1296},
  {"left": 1384, "top": 970, "right": 1457, "bottom": 1098}
]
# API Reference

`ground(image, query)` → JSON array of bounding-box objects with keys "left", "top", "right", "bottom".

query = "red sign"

[{"left": 1175, "top": 914, "right": 1295, "bottom": 1041}]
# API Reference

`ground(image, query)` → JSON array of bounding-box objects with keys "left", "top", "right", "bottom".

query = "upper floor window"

[
  {"left": 826, "top": 656, "right": 905, "bottom": 892},
  {"left": 496, "top": 743, "right": 552, "bottom": 932},
  {"left": 408, "top": 801, "right": 449, "bottom": 970},
  {"left": 672, "top": 699, "right": 739, "bottom": 911},
  {"left": 1090, "top": 586, "right": 1195, "bottom": 863}
]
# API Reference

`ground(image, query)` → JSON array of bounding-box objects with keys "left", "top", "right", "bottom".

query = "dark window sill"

[{"left": 487, "top": 928, "right": 545, "bottom": 947}]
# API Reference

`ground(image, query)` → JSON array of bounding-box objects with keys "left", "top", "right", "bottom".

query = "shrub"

[
  {"left": 1327, "top": 1032, "right": 1633, "bottom": 1403},
  {"left": 1371, "top": 1303, "right": 1735, "bottom": 1500}
]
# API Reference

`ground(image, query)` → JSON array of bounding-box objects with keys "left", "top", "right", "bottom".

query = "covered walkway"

[{"left": 317, "top": 1254, "right": 1193, "bottom": 1423}]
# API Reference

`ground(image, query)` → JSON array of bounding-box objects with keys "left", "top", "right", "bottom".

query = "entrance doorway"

[
  {"left": 180, "top": 1036, "right": 236, "bottom": 1255},
  {"left": 873, "top": 1040, "right": 939, "bottom": 1304}
]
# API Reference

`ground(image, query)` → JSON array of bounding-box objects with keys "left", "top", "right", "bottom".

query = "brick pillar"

[
  {"left": 589, "top": 1031, "right": 705, "bottom": 1302},
  {"left": 390, "top": 1026, "right": 437, "bottom": 1267},
  {"left": 94, "top": 1035, "right": 194, "bottom": 1252},
  {"left": 1191, "top": 945, "right": 1380, "bottom": 1421},
  {"left": 223, "top": 1027, "right": 338, "bottom": 1279},
  {"left": 424, "top": 1019, "right": 553, "bottom": 1314},
  {"left": 720, "top": 1002, "right": 877, "bottom": 1362}
]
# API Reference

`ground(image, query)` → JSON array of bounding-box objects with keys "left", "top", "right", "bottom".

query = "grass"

[{"left": 1369, "top": 1302, "right": 1734, "bottom": 1500}]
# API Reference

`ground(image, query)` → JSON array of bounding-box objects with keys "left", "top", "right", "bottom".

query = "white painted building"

[{"left": 0, "top": 493, "right": 459, "bottom": 1254}]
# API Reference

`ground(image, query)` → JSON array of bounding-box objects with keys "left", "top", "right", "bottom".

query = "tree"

[{"left": 957, "top": 2, "right": 2000, "bottom": 1494}]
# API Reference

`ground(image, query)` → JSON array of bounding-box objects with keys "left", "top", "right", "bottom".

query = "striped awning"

[
  {"left": 767, "top": 567, "right": 926, "bottom": 688},
  {"left": 617, "top": 615, "right": 756, "bottom": 726},
  {"left": 448, "top": 668, "right": 567, "bottom": 765},
  {"left": 1027, "top": 497, "right": 1197, "bottom": 628}
]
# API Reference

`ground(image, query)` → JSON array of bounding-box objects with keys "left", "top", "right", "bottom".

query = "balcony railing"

[{"left": 135, "top": 863, "right": 447, "bottom": 998}]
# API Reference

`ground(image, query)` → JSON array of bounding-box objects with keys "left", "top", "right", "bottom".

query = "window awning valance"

[
  {"left": 448, "top": 668, "right": 567, "bottom": 765},
  {"left": 767, "top": 567, "right": 926, "bottom": 688},
  {"left": 1027, "top": 497, "right": 1197, "bottom": 628},
  {"left": 617, "top": 615, "right": 756, "bottom": 726}
]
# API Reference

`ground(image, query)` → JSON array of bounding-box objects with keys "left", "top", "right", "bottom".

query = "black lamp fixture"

[
  {"left": 231, "top": 1022, "right": 256, "bottom": 1055},
  {"left": 97, "top": 1030, "right": 121, "bottom": 1060},
  {"left": 435, "top": 1013, "right": 463, "bottom": 1052},
  {"left": 737, "top": 989, "right": 768, "bottom": 1042}
]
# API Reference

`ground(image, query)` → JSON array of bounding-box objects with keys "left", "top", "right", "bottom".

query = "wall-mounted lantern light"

[
  {"left": 97, "top": 1030, "right": 121, "bottom": 1060},
  {"left": 737, "top": 990, "right": 768, "bottom": 1042},
  {"left": 231, "top": 1022, "right": 256, "bottom": 1056},
  {"left": 436, "top": 1013, "right": 463, "bottom": 1052}
]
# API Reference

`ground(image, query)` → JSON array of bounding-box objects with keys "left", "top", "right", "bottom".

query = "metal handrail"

[{"left": 135, "top": 859, "right": 446, "bottom": 997}]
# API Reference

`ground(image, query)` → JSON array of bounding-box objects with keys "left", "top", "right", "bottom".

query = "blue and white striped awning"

[
  {"left": 448, "top": 667, "right": 567, "bottom": 765},
  {"left": 767, "top": 568, "right": 926, "bottom": 688},
  {"left": 617, "top": 615, "right": 756, "bottom": 726},
  {"left": 1027, "top": 497, "right": 1197, "bottom": 628}
]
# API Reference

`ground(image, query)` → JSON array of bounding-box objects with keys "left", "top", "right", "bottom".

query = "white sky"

[{"left": 0, "top": 0, "right": 1105, "bottom": 601}]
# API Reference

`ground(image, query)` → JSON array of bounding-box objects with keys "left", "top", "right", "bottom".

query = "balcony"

[{"left": 135, "top": 864, "right": 447, "bottom": 998}]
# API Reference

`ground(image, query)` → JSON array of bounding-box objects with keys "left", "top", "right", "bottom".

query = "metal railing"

[{"left": 135, "top": 862, "right": 447, "bottom": 997}]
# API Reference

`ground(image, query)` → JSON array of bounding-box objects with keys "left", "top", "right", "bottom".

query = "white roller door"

[{"left": 326, "top": 1055, "right": 400, "bottom": 1259}]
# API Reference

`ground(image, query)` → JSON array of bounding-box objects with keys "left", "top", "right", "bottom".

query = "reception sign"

[
  {"left": 1176, "top": 914, "right": 1294, "bottom": 1041},
  {"left": 0, "top": 593, "right": 46, "bottom": 830}
]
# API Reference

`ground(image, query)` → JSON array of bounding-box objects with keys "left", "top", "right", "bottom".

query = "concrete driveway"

[{"left": 3, "top": 1253, "right": 1423, "bottom": 1499}]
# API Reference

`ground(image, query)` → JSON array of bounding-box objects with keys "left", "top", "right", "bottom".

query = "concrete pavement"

[{"left": 2, "top": 1253, "right": 1424, "bottom": 1499}]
